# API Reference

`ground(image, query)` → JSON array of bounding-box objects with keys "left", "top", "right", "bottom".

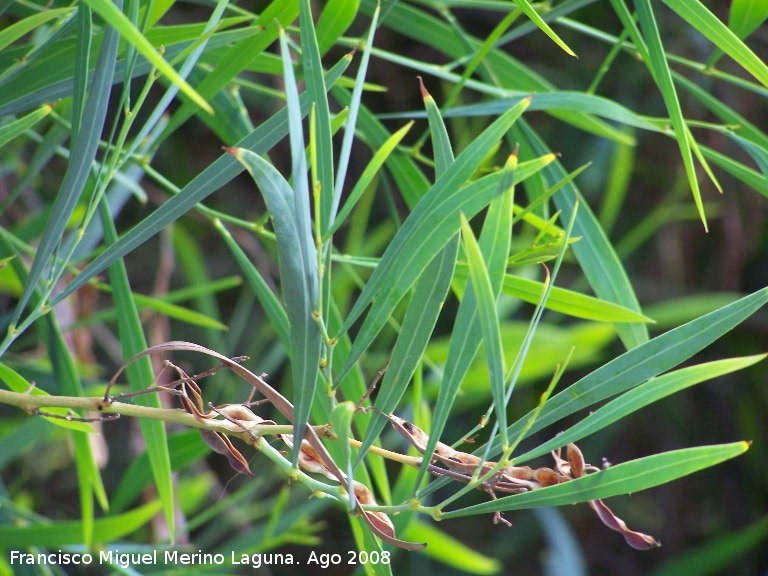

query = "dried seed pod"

[
  {"left": 567, "top": 443, "right": 586, "bottom": 479},
  {"left": 531, "top": 466, "right": 561, "bottom": 486},
  {"left": 199, "top": 430, "right": 253, "bottom": 476},
  {"left": 589, "top": 498, "right": 660, "bottom": 550},
  {"left": 353, "top": 483, "right": 395, "bottom": 538}
]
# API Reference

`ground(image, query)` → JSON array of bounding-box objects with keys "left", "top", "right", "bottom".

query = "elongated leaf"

[
  {"left": 0, "top": 501, "right": 162, "bottom": 547},
  {"left": 99, "top": 200, "right": 175, "bottom": 540},
  {"left": 40, "top": 316, "right": 108, "bottom": 548},
  {"left": 660, "top": 0, "right": 768, "bottom": 87},
  {"left": 513, "top": 354, "right": 765, "bottom": 463},
  {"left": 337, "top": 97, "right": 536, "bottom": 381},
  {"left": 97, "top": 285, "right": 227, "bottom": 330},
  {"left": 316, "top": 0, "right": 360, "bottom": 55},
  {"left": 0, "top": 7, "right": 75, "bottom": 51},
  {"left": 54, "top": 55, "right": 351, "bottom": 305},
  {"left": 513, "top": 0, "right": 576, "bottom": 56},
  {"left": 227, "top": 147, "right": 321, "bottom": 466},
  {"left": 441, "top": 442, "right": 749, "bottom": 518},
  {"left": 278, "top": 23, "right": 322, "bottom": 465},
  {"left": 500, "top": 274, "right": 653, "bottom": 323},
  {"left": 331, "top": 401, "right": 357, "bottom": 508},
  {"left": 625, "top": 0, "right": 707, "bottom": 228},
  {"left": 461, "top": 213, "right": 508, "bottom": 444},
  {"left": 329, "top": 3, "right": 380, "bottom": 230},
  {"left": 81, "top": 0, "right": 212, "bottom": 113},
  {"left": 388, "top": 92, "right": 659, "bottom": 135},
  {"left": 300, "top": 0, "right": 334, "bottom": 234},
  {"left": 0, "top": 103, "right": 54, "bottom": 147}
]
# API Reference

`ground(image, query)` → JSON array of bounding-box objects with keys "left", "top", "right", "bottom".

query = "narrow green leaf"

[
  {"left": 331, "top": 401, "right": 357, "bottom": 507},
  {"left": 514, "top": 354, "right": 766, "bottom": 464},
  {"left": 350, "top": 517, "right": 393, "bottom": 576},
  {"left": 0, "top": 7, "right": 75, "bottom": 51},
  {"left": 300, "top": 0, "right": 334, "bottom": 234},
  {"left": 316, "top": 0, "right": 360, "bottom": 55},
  {"left": 500, "top": 275, "right": 654, "bottom": 323},
  {"left": 661, "top": 0, "right": 768, "bottom": 87},
  {"left": 633, "top": 0, "right": 707, "bottom": 228},
  {"left": 80, "top": 0, "right": 212, "bottom": 114},
  {"left": 331, "top": 401, "right": 356, "bottom": 465},
  {"left": 0, "top": 102, "right": 54, "bottom": 147},
  {"left": 329, "top": 3, "right": 380, "bottom": 229},
  {"left": 280, "top": 23, "right": 322, "bottom": 466},
  {"left": 100, "top": 199, "right": 175, "bottom": 540},
  {"left": 227, "top": 145, "right": 321, "bottom": 467},
  {"left": 420, "top": 78, "right": 455, "bottom": 175},
  {"left": 0, "top": 501, "right": 163, "bottom": 547},
  {"left": 39, "top": 316, "right": 108, "bottom": 548},
  {"left": 96, "top": 283, "right": 228, "bottom": 330},
  {"left": 461, "top": 213, "right": 508, "bottom": 445},
  {"left": 513, "top": 0, "right": 577, "bottom": 56},
  {"left": 396, "top": 92, "right": 658, "bottom": 136},
  {"left": 441, "top": 442, "right": 749, "bottom": 518}
]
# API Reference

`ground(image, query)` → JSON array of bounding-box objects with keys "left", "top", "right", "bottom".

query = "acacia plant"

[{"left": 1, "top": 0, "right": 768, "bottom": 574}]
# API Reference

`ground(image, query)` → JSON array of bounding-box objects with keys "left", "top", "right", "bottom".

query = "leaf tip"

[{"left": 417, "top": 76, "right": 430, "bottom": 101}]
